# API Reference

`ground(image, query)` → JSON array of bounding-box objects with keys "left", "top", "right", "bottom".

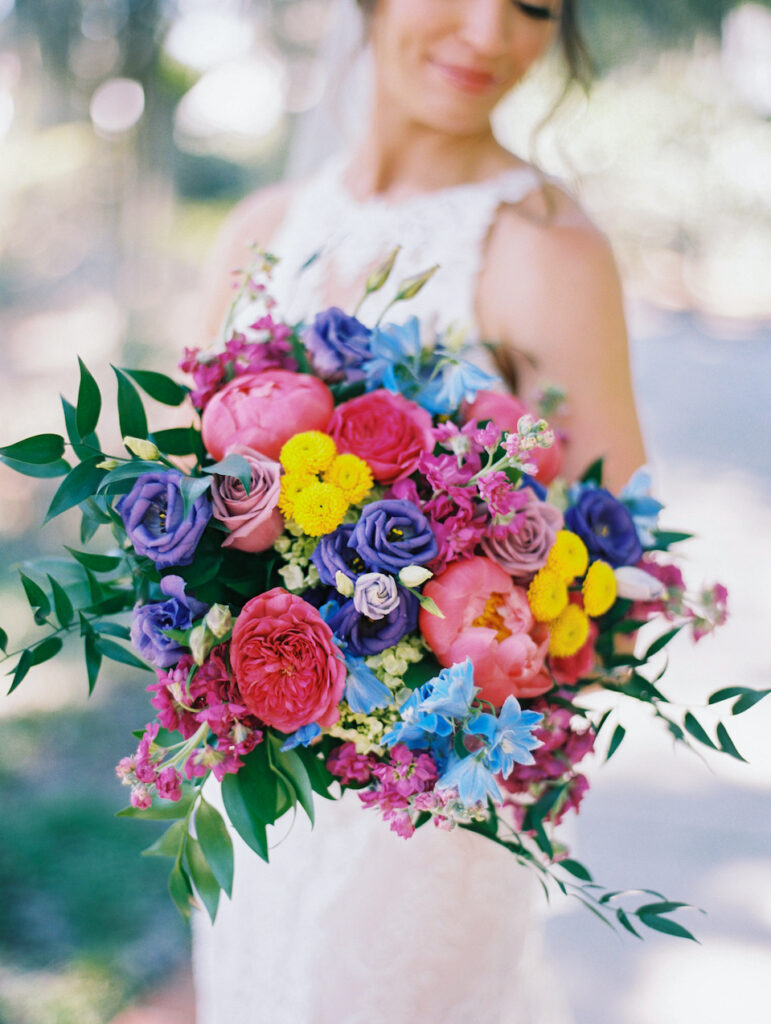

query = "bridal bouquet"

[{"left": 1, "top": 251, "right": 761, "bottom": 940}]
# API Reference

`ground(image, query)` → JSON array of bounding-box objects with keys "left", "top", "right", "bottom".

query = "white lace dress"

[{"left": 193, "top": 155, "right": 572, "bottom": 1024}]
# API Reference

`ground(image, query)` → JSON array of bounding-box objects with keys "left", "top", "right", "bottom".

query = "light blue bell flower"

[{"left": 465, "top": 696, "right": 543, "bottom": 779}]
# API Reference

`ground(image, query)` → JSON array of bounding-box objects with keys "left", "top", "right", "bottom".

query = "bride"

[{"left": 193, "top": 1, "right": 646, "bottom": 1021}]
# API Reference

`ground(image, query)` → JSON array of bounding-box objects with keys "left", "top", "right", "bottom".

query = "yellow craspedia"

[
  {"left": 546, "top": 529, "right": 589, "bottom": 582},
  {"left": 582, "top": 560, "right": 617, "bottom": 617},
  {"left": 279, "top": 431, "right": 337, "bottom": 475},
  {"left": 527, "top": 567, "right": 569, "bottom": 623},
  {"left": 278, "top": 471, "right": 313, "bottom": 518},
  {"left": 323, "top": 453, "right": 374, "bottom": 505},
  {"left": 292, "top": 481, "right": 349, "bottom": 537},
  {"left": 548, "top": 603, "right": 590, "bottom": 658}
]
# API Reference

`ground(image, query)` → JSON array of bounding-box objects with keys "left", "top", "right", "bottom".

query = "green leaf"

[
  {"left": 605, "top": 723, "right": 626, "bottom": 762},
  {"left": 122, "top": 368, "right": 189, "bottom": 406},
  {"left": 637, "top": 900, "right": 692, "bottom": 916},
  {"left": 94, "top": 620, "right": 131, "bottom": 640},
  {"left": 296, "top": 745, "right": 336, "bottom": 799},
  {"left": 113, "top": 366, "right": 148, "bottom": 439},
  {"left": 650, "top": 530, "right": 693, "bottom": 548},
  {"left": 151, "top": 427, "right": 199, "bottom": 457},
  {"left": 0, "top": 433, "right": 65, "bottom": 464},
  {"left": 76, "top": 358, "right": 102, "bottom": 437},
  {"left": 643, "top": 627, "right": 682, "bottom": 660},
  {"left": 195, "top": 799, "right": 234, "bottom": 897},
  {"left": 61, "top": 395, "right": 102, "bottom": 461},
  {"left": 7, "top": 649, "right": 33, "bottom": 694},
  {"left": 180, "top": 474, "right": 212, "bottom": 519},
  {"left": 716, "top": 723, "right": 747, "bottom": 762},
  {"left": 401, "top": 655, "right": 443, "bottom": 691},
  {"left": 234, "top": 742, "right": 289, "bottom": 825},
  {"left": 615, "top": 907, "right": 642, "bottom": 938},
  {"left": 65, "top": 547, "right": 123, "bottom": 573},
  {"left": 731, "top": 690, "right": 770, "bottom": 715},
  {"left": 97, "top": 460, "right": 163, "bottom": 494},
  {"left": 117, "top": 791, "right": 196, "bottom": 820},
  {"left": 638, "top": 912, "right": 698, "bottom": 941},
  {"left": 143, "top": 818, "right": 189, "bottom": 859},
  {"left": 221, "top": 773, "right": 270, "bottom": 862},
  {"left": 94, "top": 636, "right": 151, "bottom": 671},
  {"left": 0, "top": 455, "right": 70, "bottom": 478},
  {"left": 7, "top": 637, "right": 63, "bottom": 694},
  {"left": 559, "top": 858, "right": 593, "bottom": 882},
  {"left": 20, "top": 572, "right": 51, "bottom": 624},
  {"left": 45, "top": 457, "right": 106, "bottom": 523},
  {"left": 84, "top": 632, "right": 102, "bottom": 694},
  {"left": 273, "top": 742, "right": 315, "bottom": 826},
  {"left": 683, "top": 712, "right": 718, "bottom": 751},
  {"left": 0, "top": 627, "right": 7, "bottom": 654},
  {"left": 47, "top": 576, "right": 74, "bottom": 629},
  {"left": 203, "top": 454, "right": 252, "bottom": 495},
  {"left": 168, "top": 860, "right": 193, "bottom": 919},
  {"left": 580, "top": 457, "right": 604, "bottom": 486},
  {"left": 185, "top": 836, "right": 220, "bottom": 922}
]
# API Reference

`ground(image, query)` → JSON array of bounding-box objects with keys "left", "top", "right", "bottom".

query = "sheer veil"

[{"left": 285, "top": 0, "right": 373, "bottom": 179}]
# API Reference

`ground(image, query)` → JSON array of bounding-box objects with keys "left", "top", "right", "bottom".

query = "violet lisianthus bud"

[
  {"left": 210, "top": 445, "right": 283, "bottom": 554},
  {"left": 303, "top": 307, "right": 373, "bottom": 383},
  {"left": 118, "top": 471, "right": 211, "bottom": 569},
  {"left": 329, "top": 587, "right": 418, "bottom": 657},
  {"left": 353, "top": 572, "right": 400, "bottom": 620},
  {"left": 351, "top": 499, "right": 438, "bottom": 574},
  {"left": 130, "top": 575, "right": 208, "bottom": 667},
  {"left": 565, "top": 486, "right": 643, "bottom": 568}
]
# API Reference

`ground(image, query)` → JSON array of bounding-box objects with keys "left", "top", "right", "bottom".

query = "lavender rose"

[
  {"left": 565, "top": 485, "right": 643, "bottom": 567},
  {"left": 131, "top": 575, "right": 208, "bottom": 667},
  {"left": 303, "top": 307, "right": 373, "bottom": 383},
  {"left": 351, "top": 499, "right": 438, "bottom": 574},
  {"left": 118, "top": 471, "right": 211, "bottom": 569},
  {"left": 210, "top": 445, "right": 283, "bottom": 553},
  {"left": 353, "top": 572, "right": 400, "bottom": 620},
  {"left": 481, "top": 490, "right": 563, "bottom": 583},
  {"left": 329, "top": 587, "right": 418, "bottom": 656}
]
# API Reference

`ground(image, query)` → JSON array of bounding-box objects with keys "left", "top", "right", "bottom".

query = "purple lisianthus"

[
  {"left": 353, "top": 572, "right": 399, "bottom": 620},
  {"left": 303, "top": 307, "right": 373, "bottom": 383},
  {"left": 328, "top": 587, "right": 418, "bottom": 656},
  {"left": 351, "top": 499, "right": 438, "bottom": 574},
  {"left": 565, "top": 486, "right": 643, "bottom": 567},
  {"left": 118, "top": 471, "right": 212, "bottom": 569},
  {"left": 311, "top": 524, "right": 367, "bottom": 587},
  {"left": 131, "top": 575, "right": 209, "bottom": 668}
]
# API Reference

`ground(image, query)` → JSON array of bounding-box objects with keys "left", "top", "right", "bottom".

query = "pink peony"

[
  {"left": 463, "top": 390, "right": 564, "bottom": 484},
  {"left": 481, "top": 489, "right": 563, "bottom": 583},
  {"left": 210, "top": 445, "right": 284, "bottom": 553},
  {"left": 419, "top": 555, "right": 553, "bottom": 706},
  {"left": 201, "top": 369, "right": 334, "bottom": 462},
  {"left": 231, "top": 588, "right": 346, "bottom": 732},
  {"left": 328, "top": 389, "right": 434, "bottom": 485}
]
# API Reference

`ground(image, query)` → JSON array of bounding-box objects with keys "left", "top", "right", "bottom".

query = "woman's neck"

[{"left": 347, "top": 97, "right": 515, "bottom": 201}]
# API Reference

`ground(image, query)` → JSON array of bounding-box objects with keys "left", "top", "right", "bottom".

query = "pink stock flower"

[
  {"left": 476, "top": 470, "right": 528, "bottom": 518},
  {"left": 630, "top": 557, "right": 687, "bottom": 621},
  {"left": 327, "top": 742, "right": 376, "bottom": 785},
  {"left": 692, "top": 582, "right": 729, "bottom": 642},
  {"left": 420, "top": 555, "right": 553, "bottom": 706},
  {"left": 463, "top": 390, "right": 564, "bottom": 484},
  {"left": 130, "top": 785, "right": 153, "bottom": 809},
  {"left": 156, "top": 766, "right": 183, "bottom": 802},
  {"left": 359, "top": 744, "right": 439, "bottom": 839},
  {"left": 231, "top": 589, "right": 346, "bottom": 732},
  {"left": 201, "top": 369, "right": 334, "bottom": 462}
]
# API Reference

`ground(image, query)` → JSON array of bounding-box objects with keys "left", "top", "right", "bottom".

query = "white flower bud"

[
  {"left": 398, "top": 565, "right": 434, "bottom": 588},
  {"left": 123, "top": 436, "right": 161, "bottom": 461},
  {"left": 189, "top": 623, "right": 213, "bottom": 666},
  {"left": 205, "top": 604, "right": 232, "bottom": 639},
  {"left": 335, "top": 571, "right": 355, "bottom": 598},
  {"left": 614, "top": 566, "right": 667, "bottom": 602},
  {"left": 96, "top": 458, "right": 120, "bottom": 471}
]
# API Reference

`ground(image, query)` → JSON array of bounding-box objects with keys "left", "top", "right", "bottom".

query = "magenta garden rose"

[
  {"left": 231, "top": 588, "right": 346, "bottom": 733},
  {"left": 210, "top": 445, "right": 284, "bottom": 553},
  {"left": 328, "top": 389, "right": 434, "bottom": 485},
  {"left": 481, "top": 488, "right": 563, "bottom": 583},
  {"left": 201, "top": 369, "right": 334, "bottom": 462}
]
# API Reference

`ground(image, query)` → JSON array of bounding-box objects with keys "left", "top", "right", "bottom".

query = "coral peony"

[
  {"left": 419, "top": 555, "right": 552, "bottom": 706},
  {"left": 201, "top": 369, "right": 334, "bottom": 462},
  {"left": 463, "top": 390, "right": 563, "bottom": 484},
  {"left": 231, "top": 588, "right": 346, "bottom": 732}
]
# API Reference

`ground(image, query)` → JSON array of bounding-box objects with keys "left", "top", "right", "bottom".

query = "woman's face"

[{"left": 369, "top": 0, "right": 562, "bottom": 135}]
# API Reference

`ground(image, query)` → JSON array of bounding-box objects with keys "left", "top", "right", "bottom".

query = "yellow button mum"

[
  {"left": 279, "top": 431, "right": 337, "bottom": 475},
  {"left": 323, "top": 453, "right": 374, "bottom": 505},
  {"left": 582, "top": 560, "right": 617, "bottom": 617},
  {"left": 548, "top": 603, "right": 590, "bottom": 658},
  {"left": 293, "top": 481, "right": 349, "bottom": 537},
  {"left": 527, "top": 567, "right": 569, "bottom": 623},
  {"left": 546, "top": 530, "right": 589, "bottom": 582},
  {"left": 278, "top": 471, "right": 313, "bottom": 519}
]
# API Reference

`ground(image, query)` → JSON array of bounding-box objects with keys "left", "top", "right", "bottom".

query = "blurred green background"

[{"left": 0, "top": 1, "right": 769, "bottom": 1021}]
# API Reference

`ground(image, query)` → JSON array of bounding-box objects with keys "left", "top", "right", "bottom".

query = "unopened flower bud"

[
  {"left": 205, "top": 604, "right": 232, "bottom": 639},
  {"left": 123, "top": 436, "right": 161, "bottom": 461},
  {"left": 335, "top": 571, "right": 355, "bottom": 598},
  {"left": 96, "top": 458, "right": 120, "bottom": 471},
  {"left": 189, "top": 623, "right": 213, "bottom": 666},
  {"left": 395, "top": 264, "right": 439, "bottom": 301},
  {"left": 398, "top": 565, "right": 434, "bottom": 588},
  {"left": 365, "top": 246, "right": 400, "bottom": 295},
  {"left": 613, "top": 566, "right": 667, "bottom": 602}
]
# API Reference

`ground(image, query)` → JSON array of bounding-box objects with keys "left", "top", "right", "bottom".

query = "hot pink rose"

[
  {"left": 210, "top": 445, "right": 284, "bottom": 553},
  {"left": 231, "top": 588, "right": 346, "bottom": 733},
  {"left": 419, "top": 555, "right": 553, "bottom": 707},
  {"left": 201, "top": 369, "right": 334, "bottom": 462},
  {"left": 481, "top": 489, "right": 563, "bottom": 583},
  {"left": 328, "top": 389, "right": 434, "bottom": 485},
  {"left": 463, "top": 390, "right": 564, "bottom": 484}
]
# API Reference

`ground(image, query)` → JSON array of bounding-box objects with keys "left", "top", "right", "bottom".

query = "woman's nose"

[{"left": 456, "top": 0, "right": 510, "bottom": 58}]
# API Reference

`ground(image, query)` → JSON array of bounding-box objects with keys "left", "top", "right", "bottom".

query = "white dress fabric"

[{"left": 193, "top": 155, "right": 572, "bottom": 1024}]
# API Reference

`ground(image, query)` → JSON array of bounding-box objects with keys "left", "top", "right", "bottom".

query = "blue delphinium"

[
  {"left": 344, "top": 654, "right": 393, "bottom": 714},
  {"left": 619, "top": 468, "right": 663, "bottom": 548},
  {"left": 417, "top": 358, "right": 498, "bottom": 417},
  {"left": 281, "top": 722, "right": 322, "bottom": 751},
  {"left": 465, "top": 696, "right": 543, "bottom": 778},
  {"left": 436, "top": 753, "right": 502, "bottom": 806},
  {"left": 418, "top": 659, "right": 477, "bottom": 720},
  {"left": 363, "top": 319, "right": 423, "bottom": 392}
]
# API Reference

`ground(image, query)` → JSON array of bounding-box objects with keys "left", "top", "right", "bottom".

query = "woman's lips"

[{"left": 430, "top": 60, "right": 501, "bottom": 95}]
